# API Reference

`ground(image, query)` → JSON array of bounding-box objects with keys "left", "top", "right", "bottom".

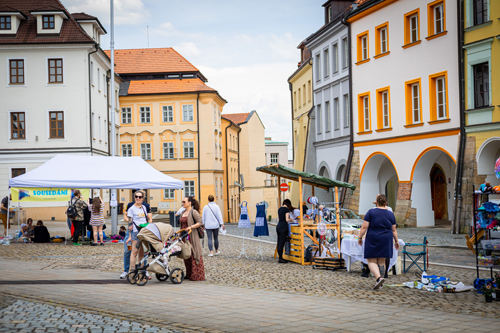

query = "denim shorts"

[{"left": 131, "top": 231, "right": 139, "bottom": 242}]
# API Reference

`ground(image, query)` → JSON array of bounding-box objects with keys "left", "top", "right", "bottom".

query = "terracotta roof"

[
  {"left": 222, "top": 113, "right": 251, "bottom": 125},
  {"left": 126, "top": 78, "right": 216, "bottom": 95},
  {"left": 0, "top": 0, "right": 95, "bottom": 45},
  {"left": 104, "top": 48, "right": 199, "bottom": 75},
  {"left": 71, "top": 12, "right": 97, "bottom": 20}
]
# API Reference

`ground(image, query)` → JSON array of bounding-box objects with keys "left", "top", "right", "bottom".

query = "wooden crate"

[{"left": 312, "top": 257, "right": 345, "bottom": 270}]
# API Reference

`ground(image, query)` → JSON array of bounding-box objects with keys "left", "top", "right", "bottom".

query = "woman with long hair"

[
  {"left": 88, "top": 196, "right": 105, "bottom": 246},
  {"left": 180, "top": 196, "right": 205, "bottom": 281},
  {"left": 276, "top": 199, "right": 295, "bottom": 263}
]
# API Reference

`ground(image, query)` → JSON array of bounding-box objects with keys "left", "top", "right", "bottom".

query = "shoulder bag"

[
  {"left": 207, "top": 204, "right": 222, "bottom": 228},
  {"left": 191, "top": 210, "right": 204, "bottom": 239}
]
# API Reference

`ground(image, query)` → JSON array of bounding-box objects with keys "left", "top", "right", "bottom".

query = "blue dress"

[
  {"left": 363, "top": 208, "right": 396, "bottom": 259},
  {"left": 253, "top": 203, "right": 269, "bottom": 237}
]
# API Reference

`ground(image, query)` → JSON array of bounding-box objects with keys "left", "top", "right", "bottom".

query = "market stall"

[{"left": 256, "top": 164, "right": 356, "bottom": 265}]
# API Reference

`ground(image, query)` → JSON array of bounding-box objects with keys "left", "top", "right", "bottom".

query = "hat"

[{"left": 21, "top": 223, "right": 27, "bottom": 228}]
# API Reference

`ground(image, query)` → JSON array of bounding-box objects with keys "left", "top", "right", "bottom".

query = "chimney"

[{"left": 265, "top": 137, "right": 272, "bottom": 141}]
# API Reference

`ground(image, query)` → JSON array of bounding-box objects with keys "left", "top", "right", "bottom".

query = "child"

[{"left": 119, "top": 226, "right": 126, "bottom": 239}]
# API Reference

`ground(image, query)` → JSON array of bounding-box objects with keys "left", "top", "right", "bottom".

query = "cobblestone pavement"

[{"left": 0, "top": 297, "right": 187, "bottom": 333}]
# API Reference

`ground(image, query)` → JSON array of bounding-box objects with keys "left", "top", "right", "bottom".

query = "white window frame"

[
  {"left": 140, "top": 106, "right": 151, "bottom": 124},
  {"left": 140, "top": 143, "right": 151, "bottom": 160},
  {"left": 332, "top": 43, "right": 338, "bottom": 73},
  {"left": 363, "top": 96, "right": 370, "bottom": 131},
  {"left": 315, "top": 53, "right": 321, "bottom": 81},
  {"left": 121, "top": 143, "right": 132, "bottom": 157},
  {"left": 163, "top": 189, "right": 175, "bottom": 200},
  {"left": 382, "top": 91, "right": 389, "bottom": 128},
  {"left": 325, "top": 101, "right": 331, "bottom": 132},
  {"left": 97, "top": 67, "right": 101, "bottom": 91},
  {"left": 380, "top": 28, "right": 387, "bottom": 53},
  {"left": 434, "top": 4, "right": 444, "bottom": 34},
  {"left": 98, "top": 115, "right": 101, "bottom": 141},
  {"left": 436, "top": 77, "right": 447, "bottom": 120},
  {"left": 342, "top": 38, "right": 348, "bottom": 69},
  {"left": 182, "top": 104, "right": 194, "bottom": 122},
  {"left": 334, "top": 98, "right": 340, "bottom": 130},
  {"left": 323, "top": 47, "right": 329, "bottom": 78},
  {"left": 411, "top": 83, "right": 420, "bottom": 123},
  {"left": 270, "top": 153, "right": 279, "bottom": 164},
  {"left": 121, "top": 107, "right": 132, "bottom": 124},
  {"left": 361, "top": 36, "right": 368, "bottom": 60},
  {"left": 344, "top": 94, "right": 350, "bottom": 128},
  {"left": 162, "top": 105, "right": 173, "bottom": 123},
  {"left": 317, "top": 104, "right": 322, "bottom": 134},
  {"left": 410, "top": 14, "right": 419, "bottom": 43},
  {"left": 183, "top": 141, "right": 194, "bottom": 158},
  {"left": 163, "top": 142, "right": 175, "bottom": 159},
  {"left": 184, "top": 180, "right": 195, "bottom": 198}
]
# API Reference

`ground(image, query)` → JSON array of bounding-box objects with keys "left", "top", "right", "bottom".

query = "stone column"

[
  {"left": 394, "top": 182, "right": 417, "bottom": 227},
  {"left": 343, "top": 150, "right": 360, "bottom": 214}
]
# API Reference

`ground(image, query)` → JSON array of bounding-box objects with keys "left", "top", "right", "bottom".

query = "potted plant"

[{"left": 482, "top": 282, "right": 494, "bottom": 302}]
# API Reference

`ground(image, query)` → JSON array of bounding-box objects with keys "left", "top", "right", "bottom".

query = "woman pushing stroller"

[{"left": 127, "top": 190, "right": 152, "bottom": 274}]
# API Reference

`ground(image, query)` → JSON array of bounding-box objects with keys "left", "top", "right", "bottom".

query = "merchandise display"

[
  {"left": 238, "top": 201, "right": 251, "bottom": 228},
  {"left": 253, "top": 203, "right": 269, "bottom": 237}
]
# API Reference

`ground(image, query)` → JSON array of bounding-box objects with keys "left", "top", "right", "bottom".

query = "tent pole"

[
  {"left": 335, "top": 186, "right": 340, "bottom": 253},
  {"left": 109, "top": 0, "right": 118, "bottom": 236}
]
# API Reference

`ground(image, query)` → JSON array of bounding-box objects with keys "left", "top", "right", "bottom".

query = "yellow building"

[
  {"left": 107, "top": 48, "right": 226, "bottom": 213},
  {"left": 457, "top": 0, "right": 500, "bottom": 232},
  {"left": 221, "top": 116, "right": 241, "bottom": 222},
  {"left": 288, "top": 41, "right": 313, "bottom": 205}
]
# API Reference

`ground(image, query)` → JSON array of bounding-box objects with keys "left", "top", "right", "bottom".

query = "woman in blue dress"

[{"left": 358, "top": 194, "right": 399, "bottom": 289}]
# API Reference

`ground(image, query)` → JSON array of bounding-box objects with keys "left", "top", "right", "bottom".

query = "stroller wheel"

[
  {"left": 127, "top": 271, "right": 137, "bottom": 285},
  {"left": 135, "top": 272, "right": 149, "bottom": 286},
  {"left": 169, "top": 268, "right": 185, "bottom": 284},
  {"left": 155, "top": 273, "right": 169, "bottom": 282}
]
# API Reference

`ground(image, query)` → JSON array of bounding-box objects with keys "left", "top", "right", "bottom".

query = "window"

[
  {"left": 356, "top": 31, "right": 369, "bottom": 63},
  {"left": 163, "top": 142, "right": 175, "bottom": 159},
  {"left": 162, "top": 105, "right": 173, "bottom": 123},
  {"left": 220, "top": 180, "right": 224, "bottom": 198},
  {"left": 10, "top": 112, "right": 25, "bottom": 139},
  {"left": 49, "top": 111, "right": 64, "bottom": 138},
  {"left": 0, "top": 16, "right": 11, "bottom": 30},
  {"left": 215, "top": 143, "right": 218, "bottom": 159},
  {"left": 436, "top": 77, "right": 446, "bottom": 119},
  {"left": 90, "top": 61, "right": 94, "bottom": 86},
  {"left": 271, "top": 153, "right": 279, "bottom": 164},
  {"left": 434, "top": 3, "right": 444, "bottom": 34},
  {"left": 342, "top": 38, "right": 349, "bottom": 68},
  {"left": 183, "top": 141, "right": 194, "bottom": 158},
  {"left": 427, "top": 1, "right": 446, "bottom": 37},
  {"left": 98, "top": 116, "right": 101, "bottom": 141},
  {"left": 357, "top": 93, "right": 371, "bottom": 133},
  {"left": 473, "top": 0, "right": 488, "bottom": 26},
  {"left": 324, "top": 48, "right": 329, "bottom": 78},
  {"left": 42, "top": 15, "right": 55, "bottom": 29},
  {"left": 121, "top": 107, "right": 132, "bottom": 124},
  {"left": 121, "top": 144, "right": 132, "bottom": 157},
  {"left": 11, "top": 168, "right": 25, "bottom": 178},
  {"left": 405, "top": 79, "right": 422, "bottom": 125},
  {"left": 474, "top": 63, "right": 489, "bottom": 108},
  {"left": 375, "top": 23, "right": 389, "bottom": 56},
  {"left": 182, "top": 104, "right": 194, "bottom": 122},
  {"left": 315, "top": 53, "right": 321, "bottom": 81},
  {"left": 48, "top": 59, "right": 63, "bottom": 83},
  {"left": 140, "top": 143, "right": 151, "bottom": 160},
  {"left": 9, "top": 59, "right": 24, "bottom": 84},
  {"left": 404, "top": 9, "right": 420, "bottom": 46},
  {"left": 103, "top": 74, "right": 106, "bottom": 94},
  {"left": 164, "top": 189, "right": 175, "bottom": 200},
  {"left": 376, "top": 88, "right": 391, "bottom": 129},
  {"left": 344, "top": 94, "right": 350, "bottom": 128},
  {"left": 317, "top": 104, "right": 322, "bottom": 134},
  {"left": 219, "top": 144, "right": 222, "bottom": 161},
  {"left": 332, "top": 43, "right": 338, "bottom": 73},
  {"left": 184, "top": 180, "right": 195, "bottom": 198},
  {"left": 334, "top": 98, "right": 340, "bottom": 130},
  {"left": 293, "top": 92, "right": 297, "bottom": 110},
  {"left": 325, "top": 101, "right": 331, "bottom": 132},
  {"left": 326, "top": 5, "right": 332, "bottom": 23},
  {"left": 298, "top": 88, "right": 302, "bottom": 106},
  {"left": 303, "top": 84, "right": 306, "bottom": 105},
  {"left": 97, "top": 68, "right": 100, "bottom": 90},
  {"left": 215, "top": 178, "right": 218, "bottom": 198},
  {"left": 308, "top": 80, "right": 311, "bottom": 101},
  {"left": 140, "top": 106, "right": 150, "bottom": 123}
]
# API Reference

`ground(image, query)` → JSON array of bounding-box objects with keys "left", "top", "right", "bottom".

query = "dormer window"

[
  {"left": 43, "top": 15, "right": 55, "bottom": 29},
  {"left": 326, "top": 5, "right": 332, "bottom": 23},
  {"left": 0, "top": 16, "right": 11, "bottom": 30}
]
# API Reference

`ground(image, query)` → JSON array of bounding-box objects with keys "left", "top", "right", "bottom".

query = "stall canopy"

[
  {"left": 8, "top": 155, "right": 184, "bottom": 189},
  {"left": 256, "top": 164, "right": 356, "bottom": 191}
]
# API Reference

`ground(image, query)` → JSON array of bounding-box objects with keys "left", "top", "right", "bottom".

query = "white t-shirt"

[{"left": 127, "top": 204, "right": 148, "bottom": 232}]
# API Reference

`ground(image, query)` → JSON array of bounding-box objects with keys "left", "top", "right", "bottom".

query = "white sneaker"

[
  {"left": 119, "top": 271, "right": 127, "bottom": 279},
  {"left": 145, "top": 271, "right": 151, "bottom": 279},
  {"left": 215, "top": 251, "right": 220, "bottom": 256},
  {"left": 208, "top": 253, "right": 214, "bottom": 257}
]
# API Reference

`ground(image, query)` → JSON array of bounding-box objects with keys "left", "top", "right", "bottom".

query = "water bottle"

[
  {"left": 14, "top": 230, "right": 19, "bottom": 241},
  {"left": 4, "top": 237, "right": 10, "bottom": 245}
]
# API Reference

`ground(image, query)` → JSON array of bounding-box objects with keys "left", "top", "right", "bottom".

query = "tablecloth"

[{"left": 340, "top": 238, "right": 405, "bottom": 269}]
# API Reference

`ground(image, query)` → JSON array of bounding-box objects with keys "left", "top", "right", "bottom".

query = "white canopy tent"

[{"left": 9, "top": 155, "right": 184, "bottom": 189}]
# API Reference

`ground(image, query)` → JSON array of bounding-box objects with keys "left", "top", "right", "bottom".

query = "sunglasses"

[
  {"left": 181, "top": 201, "right": 186, "bottom": 203},
  {"left": 135, "top": 196, "right": 143, "bottom": 199}
]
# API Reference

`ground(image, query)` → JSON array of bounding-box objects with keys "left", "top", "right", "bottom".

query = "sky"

[{"left": 65, "top": 0, "right": 326, "bottom": 158}]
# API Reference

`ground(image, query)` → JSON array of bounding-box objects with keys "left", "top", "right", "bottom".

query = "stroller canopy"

[{"left": 138, "top": 223, "right": 174, "bottom": 252}]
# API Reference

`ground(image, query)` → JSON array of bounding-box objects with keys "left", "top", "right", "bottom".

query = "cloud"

[
  {"left": 173, "top": 42, "right": 202, "bottom": 58},
  {"left": 65, "top": 0, "right": 149, "bottom": 26}
]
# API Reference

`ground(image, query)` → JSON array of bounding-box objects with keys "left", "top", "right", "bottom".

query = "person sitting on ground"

[
  {"left": 25, "top": 218, "right": 35, "bottom": 241},
  {"left": 34, "top": 220, "right": 51, "bottom": 243},
  {"left": 119, "top": 226, "right": 126, "bottom": 239},
  {"left": 17, "top": 224, "right": 29, "bottom": 242}
]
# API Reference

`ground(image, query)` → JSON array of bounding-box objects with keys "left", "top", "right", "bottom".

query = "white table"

[{"left": 340, "top": 238, "right": 405, "bottom": 273}]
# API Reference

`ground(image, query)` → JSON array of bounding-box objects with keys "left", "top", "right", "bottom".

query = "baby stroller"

[{"left": 127, "top": 222, "right": 190, "bottom": 286}]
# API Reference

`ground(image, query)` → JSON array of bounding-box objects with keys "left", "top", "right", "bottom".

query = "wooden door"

[{"left": 430, "top": 167, "right": 446, "bottom": 219}]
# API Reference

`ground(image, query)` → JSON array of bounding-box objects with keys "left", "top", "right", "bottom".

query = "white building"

[
  {"left": 304, "top": 1, "right": 352, "bottom": 205},
  {"left": 0, "top": 0, "right": 121, "bottom": 221},
  {"left": 346, "top": 0, "right": 459, "bottom": 227}
]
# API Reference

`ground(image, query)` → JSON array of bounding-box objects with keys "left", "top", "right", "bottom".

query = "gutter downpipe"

[
  {"left": 237, "top": 128, "right": 241, "bottom": 206},
  {"left": 453, "top": 0, "right": 466, "bottom": 234},
  {"left": 106, "top": 70, "right": 111, "bottom": 156},
  {"left": 225, "top": 123, "right": 230, "bottom": 222},
  {"left": 197, "top": 93, "right": 201, "bottom": 203},
  {"left": 341, "top": 13, "right": 354, "bottom": 208},
  {"left": 88, "top": 43, "right": 98, "bottom": 156},
  {"left": 289, "top": 81, "right": 295, "bottom": 168}
]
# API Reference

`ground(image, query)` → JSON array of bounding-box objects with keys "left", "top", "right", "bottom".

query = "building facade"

[
  {"left": 110, "top": 48, "right": 226, "bottom": 213},
  {"left": 456, "top": 0, "right": 500, "bottom": 233},
  {"left": 345, "top": 0, "right": 460, "bottom": 228},
  {"left": 264, "top": 138, "right": 291, "bottom": 212},
  {"left": 304, "top": 1, "right": 352, "bottom": 206},
  {"left": 0, "top": 0, "right": 120, "bottom": 221},
  {"left": 221, "top": 116, "right": 241, "bottom": 223}
]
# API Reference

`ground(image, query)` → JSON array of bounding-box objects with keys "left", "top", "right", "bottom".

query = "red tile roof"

[
  {"left": 104, "top": 48, "right": 199, "bottom": 75},
  {"left": 126, "top": 78, "right": 216, "bottom": 95},
  {"left": 0, "top": 0, "right": 94, "bottom": 45},
  {"left": 222, "top": 113, "right": 251, "bottom": 125}
]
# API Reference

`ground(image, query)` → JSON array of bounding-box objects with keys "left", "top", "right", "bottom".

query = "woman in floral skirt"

[{"left": 180, "top": 196, "right": 205, "bottom": 281}]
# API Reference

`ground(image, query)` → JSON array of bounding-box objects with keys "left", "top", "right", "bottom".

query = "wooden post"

[
  {"left": 298, "top": 176, "right": 304, "bottom": 264},
  {"left": 312, "top": 186, "right": 317, "bottom": 224},
  {"left": 335, "top": 186, "right": 341, "bottom": 252},
  {"left": 277, "top": 176, "right": 282, "bottom": 207}
]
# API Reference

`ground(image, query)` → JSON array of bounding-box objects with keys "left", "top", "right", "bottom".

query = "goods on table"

[
  {"left": 481, "top": 239, "right": 500, "bottom": 250},
  {"left": 477, "top": 255, "right": 500, "bottom": 267}
]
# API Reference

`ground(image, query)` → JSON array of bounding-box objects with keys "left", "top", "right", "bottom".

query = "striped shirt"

[{"left": 89, "top": 204, "right": 105, "bottom": 226}]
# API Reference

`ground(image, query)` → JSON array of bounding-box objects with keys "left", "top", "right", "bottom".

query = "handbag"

[
  {"left": 178, "top": 239, "right": 192, "bottom": 259},
  {"left": 207, "top": 204, "right": 222, "bottom": 227},
  {"left": 191, "top": 210, "right": 204, "bottom": 239}
]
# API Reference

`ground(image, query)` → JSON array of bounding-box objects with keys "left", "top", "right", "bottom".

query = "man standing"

[
  {"left": 0, "top": 194, "right": 13, "bottom": 240},
  {"left": 70, "top": 190, "right": 88, "bottom": 246}
]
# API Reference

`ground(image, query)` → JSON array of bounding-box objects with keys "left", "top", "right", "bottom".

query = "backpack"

[{"left": 66, "top": 198, "right": 79, "bottom": 219}]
